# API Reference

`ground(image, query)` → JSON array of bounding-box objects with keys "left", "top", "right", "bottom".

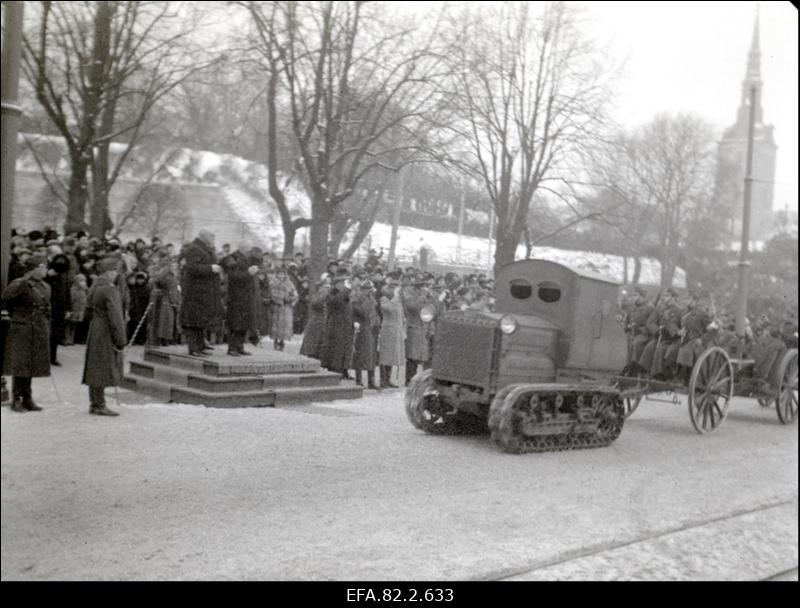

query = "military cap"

[{"left": 23, "top": 254, "right": 47, "bottom": 272}]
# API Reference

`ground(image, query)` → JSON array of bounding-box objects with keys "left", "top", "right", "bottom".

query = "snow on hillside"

[{"left": 15, "top": 133, "right": 683, "bottom": 286}]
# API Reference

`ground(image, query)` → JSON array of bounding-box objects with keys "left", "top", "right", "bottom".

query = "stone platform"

[{"left": 122, "top": 345, "right": 363, "bottom": 408}]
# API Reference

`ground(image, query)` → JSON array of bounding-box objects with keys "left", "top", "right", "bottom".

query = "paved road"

[{"left": 1, "top": 345, "right": 797, "bottom": 580}]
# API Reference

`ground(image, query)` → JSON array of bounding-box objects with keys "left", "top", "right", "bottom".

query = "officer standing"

[
  {"left": 82, "top": 258, "right": 127, "bottom": 416},
  {"left": 1, "top": 255, "right": 51, "bottom": 412}
]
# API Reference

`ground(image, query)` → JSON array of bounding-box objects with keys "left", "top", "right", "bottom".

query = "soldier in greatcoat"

[
  {"left": 321, "top": 274, "right": 354, "bottom": 378},
  {"left": 179, "top": 230, "right": 222, "bottom": 356},
  {"left": 2, "top": 255, "right": 51, "bottom": 412},
  {"left": 378, "top": 280, "right": 405, "bottom": 388},
  {"left": 82, "top": 258, "right": 127, "bottom": 416},
  {"left": 675, "top": 293, "right": 711, "bottom": 384},
  {"left": 299, "top": 276, "right": 330, "bottom": 360},
  {"left": 269, "top": 266, "right": 299, "bottom": 351},
  {"left": 625, "top": 286, "right": 654, "bottom": 373},
  {"left": 638, "top": 288, "right": 681, "bottom": 378},
  {"left": 350, "top": 281, "right": 381, "bottom": 389},
  {"left": 220, "top": 242, "right": 259, "bottom": 356}
]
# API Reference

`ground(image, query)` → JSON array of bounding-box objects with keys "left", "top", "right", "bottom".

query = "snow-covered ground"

[{"left": 16, "top": 133, "right": 683, "bottom": 286}]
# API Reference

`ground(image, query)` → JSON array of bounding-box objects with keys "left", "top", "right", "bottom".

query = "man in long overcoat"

[
  {"left": 300, "top": 277, "right": 330, "bottom": 360},
  {"left": 269, "top": 266, "right": 298, "bottom": 351},
  {"left": 402, "top": 277, "right": 433, "bottom": 385},
  {"left": 45, "top": 248, "right": 71, "bottom": 365},
  {"left": 221, "top": 242, "right": 259, "bottom": 356},
  {"left": 82, "top": 258, "right": 127, "bottom": 416},
  {"left": 179, "top": 230, "right": 222, "bottom": 356},
  {"left": 378, "top": 280, "right": 405, "bottom": 389},
  {"left": 351, "top": 281, "right": 381, "bottom": 389},
  {"left": 321, "top": 274, "right": 354, "bottom": 378},
  {"left": 2, "top": 255, "right": 51, "bottom": 412}
]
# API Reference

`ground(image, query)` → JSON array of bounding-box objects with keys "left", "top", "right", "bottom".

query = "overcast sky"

[{"left": 578, "top": 0, "right": 798, "bottom": 212}]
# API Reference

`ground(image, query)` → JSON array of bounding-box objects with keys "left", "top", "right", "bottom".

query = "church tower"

[{"left": 714, "top": 10, "right": 778, "bottom": 243}]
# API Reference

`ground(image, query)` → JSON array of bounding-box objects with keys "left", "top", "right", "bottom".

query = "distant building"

[{"left": 713, "top": 11, "right": 778, "bottom": 243}]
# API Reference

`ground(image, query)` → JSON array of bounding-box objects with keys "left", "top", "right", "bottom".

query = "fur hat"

[{"left": 95, "top": 257, "right": 119, "bottom": 274}]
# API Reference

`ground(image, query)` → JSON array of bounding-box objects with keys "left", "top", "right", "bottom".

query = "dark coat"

[
  {"left": 221, "top": 251, "right": 255, "bottom": 332},
  {"left": 82, "top": 276, "right": 127, "bottom": 387},
  {"left": 351, "top": 292, "right": 380, "bottom": 370},
  {"left": 46, "top": 254, "right": 71, "bottom": 338},
  {"left": 321, "top": 287, "right": 354, "bottom": 371},
  {"left": 300, "top": 285, "right": 329, "bottom": 359},
  {"left": 179, "top": 238, "right": 221, "bottom": 328},
  {"left": 150, "top": 267, "right": 179, "bottom": 342},
  {"left": 1, "top": 277, "right": 51, "bottom": 377}
]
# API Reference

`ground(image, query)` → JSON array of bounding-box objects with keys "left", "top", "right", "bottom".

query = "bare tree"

[
  {"left": 243, "top": 0, "right": 450, "bottom": 281},
  {"left": 614, "top": 114, "right": 716, "bottom": 288},
  {"left": 114, "top": 182, "right": 187, "bottom": 241},
  {"left": 445, "top": 1, "right": 613, "bottom": 275},
  {"left": 21, "top": 1, "right": 211, "bottom": 236}
]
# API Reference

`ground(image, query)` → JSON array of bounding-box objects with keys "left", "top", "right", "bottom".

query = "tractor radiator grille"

[{"left": 432, "top": 312, "right": 499, "bottom": 391}]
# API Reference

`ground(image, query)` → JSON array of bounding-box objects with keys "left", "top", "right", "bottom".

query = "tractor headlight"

[
  {"left": 420, "top": 305, "right": 435, "bottom": 323},
  {"left": 499, "top": 314, "right": 518, "bottom": 335}
]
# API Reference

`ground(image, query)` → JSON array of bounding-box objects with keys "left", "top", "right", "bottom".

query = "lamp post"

[{"left": 734, "top": 85, "right": 758, "bottom": 337}]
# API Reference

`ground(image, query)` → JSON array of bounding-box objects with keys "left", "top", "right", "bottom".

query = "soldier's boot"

[
  {"left": 20, "top": 378, "right": 42, "bottom": 412},
  {"left": 379, "top": 366, "right": 392, "bottom": 389},
  {"left": 355, "top": 371, "right": 364, "bottom": 387},
  {"left": 89, "top": 387, "right": 119, "bottom": 417},
  {"left": 405, "top": 360, "right": 418, "bottom": 386},
  {"left": 10, "top": 378, "right": 26, "bottom": 412},
  {"left": 10, "top": 378, "right": 27, "bottom": 412},
  {"left": 367, "top": 370, "right": 380, "bottom": 391}
]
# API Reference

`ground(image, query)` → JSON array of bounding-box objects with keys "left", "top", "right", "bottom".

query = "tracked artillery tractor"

[
  {"left": 406, "top": 259, "right": 630, "bottom": 453},
  {"left": 405, "top": 259, "right": 799, "bottom": 454}
]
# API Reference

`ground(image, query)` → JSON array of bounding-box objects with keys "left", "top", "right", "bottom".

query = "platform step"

[
  {"left": 122, "top": 374, "right": 363, "bottom": 408},
  {"left": 272, "top": 385, "right": 364, "bottom": 406},
  {"left": 129, "top": 361, "right": 342, "bottom": 392},
  {"left": 143, "top": 346, "right": 320, "bottom": 376}
]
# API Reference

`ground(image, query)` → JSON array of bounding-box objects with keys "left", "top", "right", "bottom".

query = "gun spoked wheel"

[
  {"left": 688, "top": 347, "right": 733, "bottom": 434},
  {"left": 775, "top": 348, "right": 798, "bottom": 425},
  {"left": 404, "top": 369, "right": 461, "bottom": 435}
]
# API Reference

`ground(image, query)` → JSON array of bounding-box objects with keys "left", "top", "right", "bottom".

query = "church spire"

[{"left": 738, "top": 6, "right": 763, "bottom": 126}]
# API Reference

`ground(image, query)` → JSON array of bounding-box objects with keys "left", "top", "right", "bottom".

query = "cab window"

[
  {"left": 537, "top": 281, "right": 561, "bottom": 303},
  {"left": 509, "top": 279, "right": 532, "bottom": 300}
]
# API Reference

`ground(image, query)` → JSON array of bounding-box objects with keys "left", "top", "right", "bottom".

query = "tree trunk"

[
  {"left": 281, "top": 224, "right": 296, "bottom": 259},
  {"left": 493, "top": 229, "right": 518, "bottom": 275},
  {"left": 65, "top": 158, "right": 90, "bottom": 233},
  {"left": 307, "top": 196, "right": 332, "bottom": 284},
  {"left": 632, "top": 256, "right": 642, "bottom": 285}
]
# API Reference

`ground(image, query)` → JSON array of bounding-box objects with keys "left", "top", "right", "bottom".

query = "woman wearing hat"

[
  {"left": 269, "top": 266, "right": 298, "bottom": 351},
  {"left": 2, "top": 255, "right": 51, "bottom": 412},
  {"left": 82, "top": 257, "right": 127, "bottom": 416}
]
